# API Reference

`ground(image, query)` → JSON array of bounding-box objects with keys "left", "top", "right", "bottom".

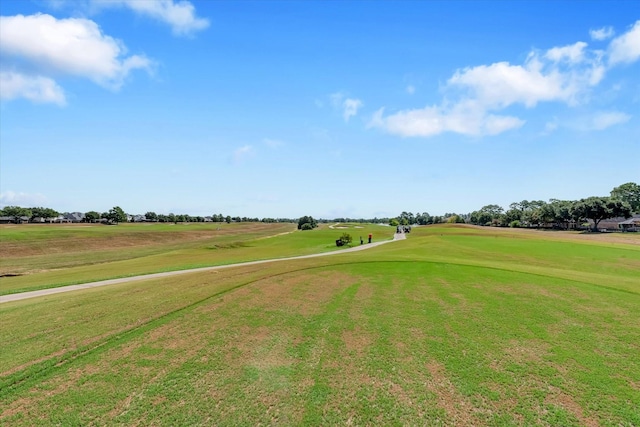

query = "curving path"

[{"left": 1, "top": 232, "right": 406, "bottom": 304}]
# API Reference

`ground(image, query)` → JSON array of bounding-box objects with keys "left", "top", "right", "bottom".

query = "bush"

[
  {"left": 509, "top": 220, "right": 521, "bottom": 228},
  {"left": 298, "top": 215, "right": 317, "bottom": 230},
  {"left": 339, "top": 232, "right": 352, "bottom": 245},
  {"left": 300, "top": 223, "right": 314, "bottom": 230}
]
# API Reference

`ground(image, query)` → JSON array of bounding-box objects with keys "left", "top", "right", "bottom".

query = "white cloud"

[
  {"left": 545, "top": 41, "right": 588, "bottom": 64},
  {"left": 0, "top": 191, "right": 48, "bottom": 207},
  {"left": 370, "top": 27, "right": 634, "bottom": 139},
  {"left": 329, "top": 92, "right": 363, "bottom": 122},
  {"left": 92, "top": 0, "right": 209, "bottom": 36},
  {"left": 0, "top": 71, "right": 66, "bottom": 105},
  {"left": 369, "top": 104, "right": 524, "bottom": 138},
  {"left": 0, "top": 14, "right": 152, "bottom": 91},
  {"left": 343, "top": 98, "right": 363, "bottom": 122},
  {"left": 448, "top": 46, "right": 605, "bottom": 109},
  {"left": 608, "top": 20, "right": 640, "bottom": 65},
  {"left": 590, "top": 26, "right": 615, "bottom": 41},
  {"left": 406, "top": 85, "right": 416, "bottom": 95},
  {"left": 590, "top": 111, "right": 631, "bottom": 130}
]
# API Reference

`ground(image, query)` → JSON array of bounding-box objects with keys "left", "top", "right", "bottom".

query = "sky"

[{"left": 1, "top": 0, "right": 639, "bottom": 219}]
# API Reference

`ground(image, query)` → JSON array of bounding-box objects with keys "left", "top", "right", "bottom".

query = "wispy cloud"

[
  {"left": 0, "top": 191, "right": 48, "bottom": 207},
  {"left": 406, "top": 85, "right": 416, "bottom": 95},
  {"left": 330, "top": 92, "right": 363, "bottom": 122},
  {"left": 91, "top": 0, "right": 209, "bottom": 36},
  {"left": 0, "top": 13, "right": 152, "bottom": 104},
  {"left": 590, "top": 111, "right": 631, "bottom": 130},
  {"left": 608, "top": 20, "right": 640, "bottom": 66},
  {"left": 590, "top": 26, "right": 615, "bottom": 41},
  {"left": 369, "top": 21, "right": 639, "bottom": 138},
  {"left": 0, "top": 72, "right": 66, "bottom": 105}
]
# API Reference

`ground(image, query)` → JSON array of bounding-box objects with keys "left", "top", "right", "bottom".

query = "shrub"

[
  {"left": 300, "top": 223, "right": 314, "bottom": 230},
  {"left": 339, "top": 232, "right": 353, "bottom": 245}
]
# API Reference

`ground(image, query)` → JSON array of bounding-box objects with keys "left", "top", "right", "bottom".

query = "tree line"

[
  {"left": 0, "top": 205, "right": 295, "bottom": 225},
  {"left": 2, "top": 182, "right": 637, "bottom": 230},
  {"left": 390, "top": 182, "right": 639, "bottom": 231}
]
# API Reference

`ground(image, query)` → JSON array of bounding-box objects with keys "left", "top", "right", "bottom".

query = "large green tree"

[
  {"left": 297, "top": 215, "right": 317, "bottom": 230},
  {"left": 470, "top": 204, "right": 504, "bottom": 226},
  {"left": 611, "top": 182, "right": 640, "bottom": 213},
  {"left": 539, "top": 199, "right": 574, "bottom": 229},
  {"left": 105, "top": 206, "right": 127, "bottom": 224},
  {"left": 85, "top": 211, "right": 101, "bottom": 222},
  {"left": 570, "top": 197, "right": 631, "bottom": 231},
  {"left": 145, "top": 211, "right": 158, "bottom": 222}
]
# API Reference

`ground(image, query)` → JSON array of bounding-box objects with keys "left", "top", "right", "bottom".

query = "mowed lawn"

[
  {"left": 0, "top": 222, "right": 388, "bottom": 295},
  {"left": 1, "top": 225, "right": 639, "bottom": 426}
]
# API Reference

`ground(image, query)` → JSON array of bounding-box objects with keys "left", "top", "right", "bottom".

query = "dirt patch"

[
  {"left": 342, "top": 326, "right": 372, "bottom": 355},
  {"left": 244, "top": 271, "right": 356, "bottom": 316},
  {"left": 544, "top": 385, "right": 599, "bottom": 427},
  {"left": 425, "top": 361, "right": 483, "bottom": 426},
  {"left": 489, "top": 339, "right": 550, "bottom": 372}
]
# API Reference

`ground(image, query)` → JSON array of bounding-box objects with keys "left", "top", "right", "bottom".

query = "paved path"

[{"left": 1, "top": 232, "right": 406, "bottom": 304}]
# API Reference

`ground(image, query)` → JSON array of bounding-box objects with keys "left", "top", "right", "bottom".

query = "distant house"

[
  {"left": 618, "top": 215, "right": 640, "bottom": 231},
  {"left": 132, "top": 214, "right": 146, "bottom": 222},
  {"left": 204, "top": 216, "right": 213, "bottom": 222},
  {"left": 0, "top": 216, "right": 30, "bottom": 224},
  {"left": 63, "top": 212, "right": 85, "bottom": 223}
]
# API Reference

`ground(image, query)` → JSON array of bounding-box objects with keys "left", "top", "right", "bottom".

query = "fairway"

[{"left": 1, "top": 225, "right": 639, "bottom": 426}]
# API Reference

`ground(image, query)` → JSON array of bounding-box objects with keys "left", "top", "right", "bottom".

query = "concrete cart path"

[{"left": 1, "top": 232, "right": 407, "bottom": 304}]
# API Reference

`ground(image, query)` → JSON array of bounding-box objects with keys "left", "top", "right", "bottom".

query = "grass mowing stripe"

[
  {"left": 1, "top": 261, "right": 367, "bottom": 401},
  {"left": 1, "top": 274, "right": 257, "bottom": 398}
]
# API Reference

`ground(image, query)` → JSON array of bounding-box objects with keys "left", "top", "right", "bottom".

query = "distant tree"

[
  {"left": 1, "top": 206, "right": 32, "bottom": 222},
  {"left": 84, "top": 211, "right": 101, "bottom": 223},
  {"left": 611, "top": 182, "right": 640, "bottom": 213},
  {"left": 470, "top": 204, "right": 503, "bottom": 226},
  {"left": 389, "top": 218, "right": 400, "bottom": 227},
  {"left": 399, "top": 211, "right": 415, "bottom": 225},
  {"left": 297, "top": 215, "right": 317, "bottom": 230},
  {"left": 105, "top": 206, "right": 127, "bottom": 224},
  {"left": 225, "top": 215, "right": 232, "bottom": 224},
  {"left": 339, "top": 232, "right": 353, "bottom": 245},
  {"left": 570, "top": 197, "right": 631, "bottom": 231},
  {"left": 145, "top": 211, "right": 158, "bottom": 222},
  {"left": 447, "top": 214, "right": 465, "bottom": 223},
  {"left": 30, "top": 207, "right": 59, "bottom": 221},
  {"left": 415, "top": 212, "right": 431, "bottom": 225},
  {"left": 538, "top": 200, "right": 574, "bottom": 229}
]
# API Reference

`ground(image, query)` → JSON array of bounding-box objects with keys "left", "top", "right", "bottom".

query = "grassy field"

[
  {"left": 1, "top": 224, "right": 639, "bottom": 425},
  {"left": 0, "top": 222, "right": 388, "bottom": 295}
]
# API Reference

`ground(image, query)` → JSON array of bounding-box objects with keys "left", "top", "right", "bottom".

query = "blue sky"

[{"left": 1, "top": 1, "right": 638, "bottom": 219}]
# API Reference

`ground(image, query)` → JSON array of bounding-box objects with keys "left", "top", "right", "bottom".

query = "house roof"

[{"left": 619, "top": 218, "right": 640, "bottom": 225}]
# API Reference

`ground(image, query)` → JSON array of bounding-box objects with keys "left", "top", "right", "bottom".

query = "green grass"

[
  {"left": 0, "top": 222, "right": 390, "bottom": 295},
  {"left": 1, "top": 225, "right": 639, "bottom": 425}
]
